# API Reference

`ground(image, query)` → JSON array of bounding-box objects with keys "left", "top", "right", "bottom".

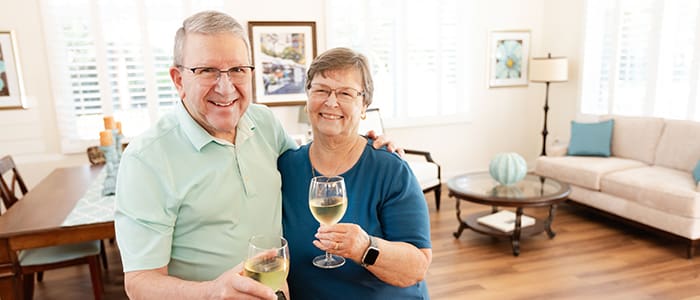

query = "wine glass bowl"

[
  {"left": 308, "top": 176, "right": 348, "bottom": 269},
  {"left": 243, "top": 235, "right": 290, "bottom": 291}
]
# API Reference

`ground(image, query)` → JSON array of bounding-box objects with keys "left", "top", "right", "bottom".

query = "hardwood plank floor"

[{"left": 32, "top": 186, "right": 700, "bottom": 299}]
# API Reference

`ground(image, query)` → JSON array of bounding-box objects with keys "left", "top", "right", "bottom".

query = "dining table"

[{"left": 0, "top": 164, "right": 115, "bottom": 300}]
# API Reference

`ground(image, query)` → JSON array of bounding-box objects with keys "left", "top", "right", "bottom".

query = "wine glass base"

[{"left": 312, "top": 254, "right": 345, "bottom": 269}]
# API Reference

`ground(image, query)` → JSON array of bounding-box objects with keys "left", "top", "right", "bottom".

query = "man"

[{"left": 115, "top": 11, "right": 395, "bottom": 300}]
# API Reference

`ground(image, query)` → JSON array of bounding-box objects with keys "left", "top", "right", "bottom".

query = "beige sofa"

[{"left": 535, "top": 115, "right": 700, "bottom": 258}]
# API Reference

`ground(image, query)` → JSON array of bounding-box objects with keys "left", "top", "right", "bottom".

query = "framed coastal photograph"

[
  {"left": 248, "top": 21, "right": 317, "bottom": 106},
  {"left": 0, "top": 30, "right": 25, "bottom": 109},
  {"left": 488, "top": 30, "right": 530, "bottom": 88}
]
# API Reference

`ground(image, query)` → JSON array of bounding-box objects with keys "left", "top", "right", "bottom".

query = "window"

[
  {"left": 581, "top": 0, "right": 700, "bottom": 121},
  {"left": 40, "top": 0, "right": 224, "bottom": 153},
  {"left": 325, "top": 0, "right": 468, "bottom": 127}
]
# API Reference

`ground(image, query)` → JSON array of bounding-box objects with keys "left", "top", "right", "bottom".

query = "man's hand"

[
  {"left": 123, "top": 264, "right": 276, "bottom": 300},
  {"left": 365, "top": 130, "right": 405, "bottom": 157},
  {"left": 208, "top": 262, "right": 277, "bottom": 300}
]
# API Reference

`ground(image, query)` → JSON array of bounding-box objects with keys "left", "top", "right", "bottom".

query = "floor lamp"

[{"left": 530, "top": 53, "right": 568, "bottom": 156}]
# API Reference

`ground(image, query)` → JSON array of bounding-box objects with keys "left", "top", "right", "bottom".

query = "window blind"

[
  {"left": 581, "top": 0, "right": 700, "bottom": 121},
  {"left": 325, "top": 0, "right": 468, "bottom": 127},
  {"left": 40, "top": 0, "right": 223, "bottom": 153}
]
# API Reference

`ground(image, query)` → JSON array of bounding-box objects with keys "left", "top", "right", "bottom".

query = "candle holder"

[{"left": 100, "top": 145, "right": 118, "bottom": 196}]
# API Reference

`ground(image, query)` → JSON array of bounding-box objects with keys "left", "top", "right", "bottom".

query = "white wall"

[{"left": 0, "top": 0, "right": 586, "bottom": 187}]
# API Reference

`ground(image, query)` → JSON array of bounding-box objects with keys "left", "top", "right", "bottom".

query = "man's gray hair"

[{"left": 173, "top": 11, "right": 250, "bottom": 66}]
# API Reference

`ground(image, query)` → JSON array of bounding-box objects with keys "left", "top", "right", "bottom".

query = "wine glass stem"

[{"left": 325, "top": 251, "right": 332, "bottom": 262}]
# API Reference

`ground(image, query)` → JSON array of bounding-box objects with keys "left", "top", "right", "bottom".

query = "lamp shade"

[{"left": 530, "top": 55, "right": 568, "bottom": 82}]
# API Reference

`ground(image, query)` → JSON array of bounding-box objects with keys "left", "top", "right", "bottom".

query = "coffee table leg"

[
  {"left": 453, "top": 198, "right": 467, "bottom": 238},
  {"left": 511, "top": 207, "right": 523, "bottom": 256},
  {"left": 545, "top": 204, "right": 557, "bottom": 238}
]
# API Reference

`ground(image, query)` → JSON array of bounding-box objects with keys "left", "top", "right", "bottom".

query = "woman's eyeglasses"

[{"left": 308, "top": 84, "right": 365, "bottom": 103}]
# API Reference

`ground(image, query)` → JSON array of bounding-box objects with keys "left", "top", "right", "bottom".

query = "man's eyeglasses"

[
  {"left": 178, "top": 65, "right": 255, "bottom": 84},
  {"left": 308, "top": 84, "right": 365, "bottom": 103}
]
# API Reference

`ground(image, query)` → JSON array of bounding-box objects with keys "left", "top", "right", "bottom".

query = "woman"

[{"left": 278, "top": 47, "right": 432, "bottom": 299}]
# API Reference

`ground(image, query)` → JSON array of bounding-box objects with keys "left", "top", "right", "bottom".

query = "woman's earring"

[{"left": 361, "top": 112, "right": 366, "bottom": 120}]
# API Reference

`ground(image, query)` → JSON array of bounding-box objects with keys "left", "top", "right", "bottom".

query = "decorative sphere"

[{"left": 489, "top": 152, "right": 527, "bottom": 185}]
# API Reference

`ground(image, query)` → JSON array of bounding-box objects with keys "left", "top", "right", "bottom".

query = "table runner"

[{"left": 61, "top": 168, "right": 115, "bottom": 226}]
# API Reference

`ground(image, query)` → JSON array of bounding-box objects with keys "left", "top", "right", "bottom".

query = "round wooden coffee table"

[{"left": 448, "top": 172, "right": 570, "bottom": 256}]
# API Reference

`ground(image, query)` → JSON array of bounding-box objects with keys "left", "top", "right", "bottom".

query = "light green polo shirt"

[{"left": 114, "top": 101, "right": 296, "bottom": 281}]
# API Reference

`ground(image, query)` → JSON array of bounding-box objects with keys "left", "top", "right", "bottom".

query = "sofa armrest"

[{"left": 547, "top": 143, "right": 568, "bottom": 157}]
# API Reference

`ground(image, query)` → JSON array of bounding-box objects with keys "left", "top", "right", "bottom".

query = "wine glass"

[
  {"left": 308, "top": 175, "right": 348, "bottom": 269},
  {"left": 243, "top": 235, "right": 290, "bottom": 291}
]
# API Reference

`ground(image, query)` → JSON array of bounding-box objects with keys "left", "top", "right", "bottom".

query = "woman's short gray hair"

[
  {"left": 306, "top": 47, "right": 374, "bottom": 107},
  {"left": 173, "top": 11, "right": 250, "bottom": 66}
]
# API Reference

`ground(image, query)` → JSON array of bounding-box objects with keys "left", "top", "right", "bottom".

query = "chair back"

[
  {"left": 358, "top": 108, "right": 385, "bottom": 136},
  {"left": 0, "top": 155, "right": 28, "bottom": 209}
]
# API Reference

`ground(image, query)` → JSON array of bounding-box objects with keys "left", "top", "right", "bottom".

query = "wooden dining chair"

[
  {"left": 0, "top": 155, "right": 27, "bottom": 210},
  {"left": 0, "top": 155, "right": 104, "bottom": 299}
]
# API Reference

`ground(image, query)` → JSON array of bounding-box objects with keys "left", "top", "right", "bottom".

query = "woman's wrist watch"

[{"left": 361, "top": 235, "right": 380, "bottom": 267}]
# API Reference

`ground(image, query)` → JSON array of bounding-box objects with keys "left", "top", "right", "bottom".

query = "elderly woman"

[{"left": 278, "top": 47, "right": 432, "bottom": 299}]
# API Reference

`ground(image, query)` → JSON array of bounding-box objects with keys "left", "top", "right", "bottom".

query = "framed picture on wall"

[
  {"left": 488, "top": 30, "right": 530, "bottom": 88},
  {"left": 248, "top": 21, "right": 317, "bottom": 106},
  {"left": 0, "top": 30, "right": 25, "bottom": 109}
]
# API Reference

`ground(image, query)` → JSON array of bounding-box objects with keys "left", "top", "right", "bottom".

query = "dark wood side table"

[{"left": 448, "top": 172, "right": 570, "bottom": 256}]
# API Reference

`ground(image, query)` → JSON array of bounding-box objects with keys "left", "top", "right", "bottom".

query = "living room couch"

[{"left": 535, "top": 115, "right": 700, "bottom": 258}]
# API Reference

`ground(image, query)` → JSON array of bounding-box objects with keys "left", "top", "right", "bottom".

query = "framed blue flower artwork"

[{"left": 488, "top": 30, "right": 530, "bottom": 88}]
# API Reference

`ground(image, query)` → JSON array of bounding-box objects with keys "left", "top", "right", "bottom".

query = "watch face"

[{"left": 364, "top": 247, "right": 380, "bottom": 265}]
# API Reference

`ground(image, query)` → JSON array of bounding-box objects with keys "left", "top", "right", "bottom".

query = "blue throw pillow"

[
  {"left": 693, "top": 160, "right": 700, "bottom": 184},
  {"left": 567, "top": 119, "right": 614, "bottom": 157}
]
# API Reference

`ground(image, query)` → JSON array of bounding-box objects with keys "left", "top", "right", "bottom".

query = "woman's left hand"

[{"left": 313, "top": 223, "right": 370, "bottom": 263}]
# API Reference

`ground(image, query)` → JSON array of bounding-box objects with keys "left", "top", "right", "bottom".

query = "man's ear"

[{"left": 170, "top": 66, "right": 186, "bottom": 99}]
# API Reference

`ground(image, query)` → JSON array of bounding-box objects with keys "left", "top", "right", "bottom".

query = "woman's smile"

[{"left": 319, "top": 112, "right": 344, "bottom": 120}]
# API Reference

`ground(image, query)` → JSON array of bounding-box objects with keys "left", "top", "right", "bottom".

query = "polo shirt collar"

[{"left": 175, "top": 101, "right": 256, "bottom": 151}]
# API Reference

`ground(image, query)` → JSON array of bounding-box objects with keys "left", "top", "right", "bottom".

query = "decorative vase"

[{"left": 489, "top": 152, "right": 527, "bottom": 185}]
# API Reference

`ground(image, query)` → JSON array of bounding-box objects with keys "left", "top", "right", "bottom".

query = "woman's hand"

[{"left": 313, "top": 223, "right": 370, "bottom": 263}]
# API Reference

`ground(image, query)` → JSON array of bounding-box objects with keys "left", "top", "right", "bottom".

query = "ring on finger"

[{"left": 334, "top": 242, "right": 340, "bottom": 250}]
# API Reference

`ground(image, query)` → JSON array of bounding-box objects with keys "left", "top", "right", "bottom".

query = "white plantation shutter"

[
  {"left": 581, "top": 0, "right": 700, "bottom": 121},
  {"left": 326, "top": 0, "right": 467, "bottom": 126},
  {"left": 40, "top": 0, "right": 223, "bottom": 153}
]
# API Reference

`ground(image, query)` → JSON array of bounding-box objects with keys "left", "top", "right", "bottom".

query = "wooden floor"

[{"left": 33, "top": 186, "right": 700, "bottom": 299}]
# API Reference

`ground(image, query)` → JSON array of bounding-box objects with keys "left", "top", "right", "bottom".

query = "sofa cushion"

[
  {"left": 608, "top": 115, "right": 665, "bottom": 164},
  {"left": 601, "top": 166, "right": 700, "bottom": 218},
  {"left": 654, "top": 119, "right": 700, "bottom": 172},
  {"left": 567, "top": 120, "right": 614, "bottom": 157},
  {"left": 569, "top": 185, "right": 700, "bottom": 239},
  {"left": 535, "top": 156, "right": 647, "bottom": 190}
]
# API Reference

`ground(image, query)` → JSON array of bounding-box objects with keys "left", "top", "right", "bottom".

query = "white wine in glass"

[
  {"left": 243, "top": 235, "right": 290, "bottom": 291},
  {"left": 308, "top": 176, "right": 348, "bottom": 269}
]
